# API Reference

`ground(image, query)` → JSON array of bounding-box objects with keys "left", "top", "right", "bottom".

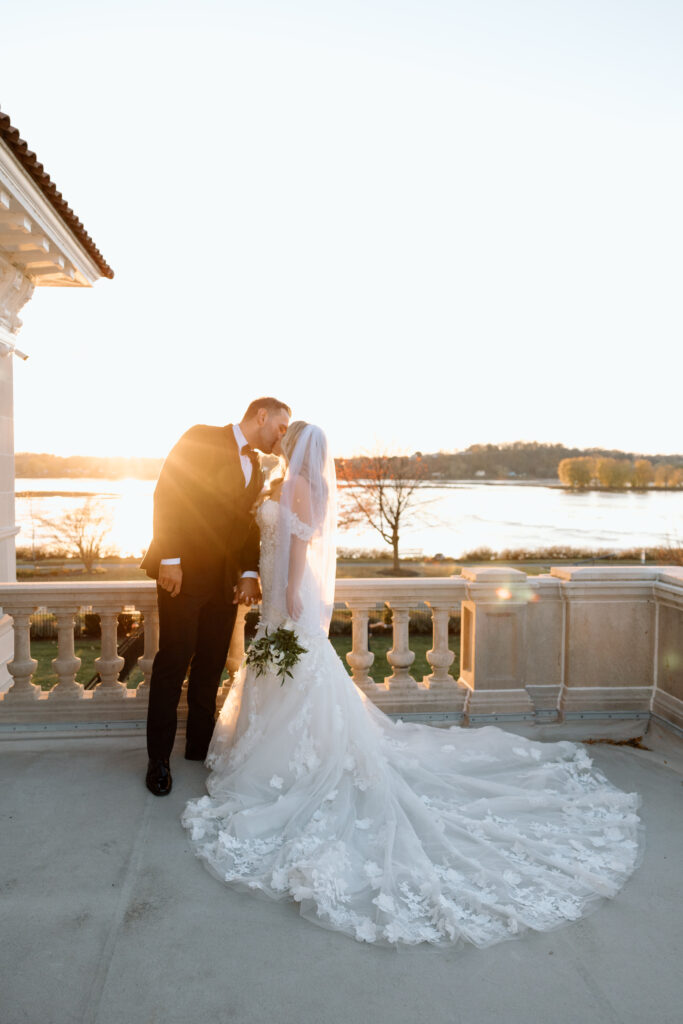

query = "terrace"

[{"left": 1, "top": 566, "right": 682, "bottom": 1023}]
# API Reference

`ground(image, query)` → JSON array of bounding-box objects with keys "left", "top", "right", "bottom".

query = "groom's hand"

[
  {"left": 159, "top": 563, "right": 182, "bottom": 598},
  {"left": 234, "top": 577, "right": 262, "bottom": 606}
]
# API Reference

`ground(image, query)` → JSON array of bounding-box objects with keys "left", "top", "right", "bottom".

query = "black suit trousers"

[{"left": 146, "top": 585, "right": 238, "bottom": 761}]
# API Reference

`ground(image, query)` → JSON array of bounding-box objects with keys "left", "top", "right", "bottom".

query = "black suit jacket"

[{"left": 140, "top": 424, "right": 261, "bottom": 597}]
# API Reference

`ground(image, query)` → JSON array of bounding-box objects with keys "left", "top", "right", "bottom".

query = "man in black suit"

[{"left": 141, "top": 397, "right": 291, "bottom": 795}]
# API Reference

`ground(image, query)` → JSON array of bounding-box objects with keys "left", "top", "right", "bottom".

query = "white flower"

[
  {"left": 373, "top": 892, "right": 396, "bottom": 914},
  {"left": 355, "top": 918, "right": 378, "bottom": 942},
  {"left": 354, "top": 818, "right": 372, "bottom": 830},
  {"left": 269, "top": 775, "right": 284, "bottom": 790},
  {"left": 363, "top": 861, "right": 383, "bottom": 885}
]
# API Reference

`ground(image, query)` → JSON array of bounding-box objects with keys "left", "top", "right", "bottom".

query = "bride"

[{"left": 182, "top": 422, "right": 642, "bottom": 948}]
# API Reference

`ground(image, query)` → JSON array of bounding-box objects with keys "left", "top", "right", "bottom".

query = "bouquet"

[{"left": 245, "top": 621, "right": 307, "bottom": 684}]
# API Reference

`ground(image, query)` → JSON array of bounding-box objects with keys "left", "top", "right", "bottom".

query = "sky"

[{"left": 2, "top": 0, "right": 682, "bottom": 459}]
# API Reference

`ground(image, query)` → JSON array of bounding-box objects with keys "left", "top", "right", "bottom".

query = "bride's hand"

[{"left": 286, "top": 583, "right": 302, "bottom": 620}]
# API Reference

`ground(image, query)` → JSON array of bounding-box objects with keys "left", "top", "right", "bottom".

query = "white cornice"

[{"left": 0, "top": 139, "right": 101, "bottom": 286}]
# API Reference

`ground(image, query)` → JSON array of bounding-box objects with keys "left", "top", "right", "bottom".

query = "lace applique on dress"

[
  {"left": 182, "top": 504, "right": 643, "bottom": 949},
  {"left": 286, "top": 509, "right": 315, "bottom": 541}
]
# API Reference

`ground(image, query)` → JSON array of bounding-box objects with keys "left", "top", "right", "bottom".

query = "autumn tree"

[
  {"left": 595, "top": 457, "right": 633, "bottom": 489},
  {"left": 37, "top": 498, "right": 112, "bottom": 572},
  {"left": 654, "top": 464, "right": 683, "bottom": 488},
  {"left": 337, "top": 453, "right": 430, "bottom": 573},
  {"left": 558, "top": 457, "right": 594, "bottom": 488},
  {"left": 631, "top": 459, "right": 654, "bottom": 489}
]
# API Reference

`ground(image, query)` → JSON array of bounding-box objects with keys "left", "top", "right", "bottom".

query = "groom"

[{"left": 141, "top": 397, "right": 291, "bottom": 796}]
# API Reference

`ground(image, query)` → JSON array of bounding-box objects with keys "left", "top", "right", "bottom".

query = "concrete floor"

[{"left": 1, "top": 722, "right": 682, "bottom": 1024}]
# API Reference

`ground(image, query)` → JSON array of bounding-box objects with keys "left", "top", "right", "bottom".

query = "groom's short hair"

[{"left": 243, "top": 397, "right": 292, "bottom": 420}]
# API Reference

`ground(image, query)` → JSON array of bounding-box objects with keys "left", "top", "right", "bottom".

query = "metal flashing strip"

[
  {"left": 650, "top": 713, "right": 683, "bottom": 741},
  {"left": 0, "top": 720, "right": 147, "bottom": 735},
  {"left": 467, "top": 713, "right": 536, "bottom": 724},
  {"left": 388, "top": 712, "right": 464, "bottom": 725},
  {"left": 561, "top": 711, "right": 651, "bottom": 721}
]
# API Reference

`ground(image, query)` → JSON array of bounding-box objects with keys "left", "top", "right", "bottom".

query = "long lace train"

[{"left": 182, "top": 634, "right": 642, "bottom": 947}]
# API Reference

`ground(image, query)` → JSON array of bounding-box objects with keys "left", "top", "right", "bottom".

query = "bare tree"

[
  {"left": 337, "top": 453, "right": 431, "bottom": 573},
  {"left": 37, "top": 498, "right": 112, "bottom": 573}
]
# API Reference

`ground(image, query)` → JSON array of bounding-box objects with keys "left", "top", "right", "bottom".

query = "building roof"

[{"left": 0, "top": 107, "right": 114, "bottom": 279}]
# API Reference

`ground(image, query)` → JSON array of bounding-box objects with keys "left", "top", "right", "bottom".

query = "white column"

[
  {"left": 344, "top": 602, "right": 379, "bottom": 696},
  {"left": 423, "top": 603, "right": 454, "bottom": 688},
  {"left": 136, "top": 602, "right": 159, "bottom": 695},
  {"left": 48, "top": 609, "right": 83, "bottom": 700},
  {"left": 226, "top": 605, "right": 247, "bottom": 680},
  {"left": 92, "top": 611, "right": 126, "bottom": 699},
  {"left": 3, "top": 610, "right": 39, "bottom": 703},
  {"left": 384, "top": 600, "right": 418, "bottom": 693},
  {"left": 0, "top": 257, "right": 33, "bottom": 691}
]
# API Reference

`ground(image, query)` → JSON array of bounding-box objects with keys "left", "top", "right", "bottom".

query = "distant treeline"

[
  {"left": 558, "top": 456, "right": 683, "bottom": 489},
  {"left": 337, "top": 442, "right": 683, "bottom": 482},
  {"left": 15, "top": 442, "right": 683, "bottom": 482},
  {"left": 16, "top": 453, "right": 164, "bottom": 479}
]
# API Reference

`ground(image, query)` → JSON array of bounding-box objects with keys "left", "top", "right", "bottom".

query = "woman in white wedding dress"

[{"left": 182, "top": 423, "right": 642, "bottom": 948}]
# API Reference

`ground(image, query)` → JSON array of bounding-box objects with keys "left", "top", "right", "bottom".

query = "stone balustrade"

[{"left": 0, "top": 567, "right": 681, "bottom": 740}]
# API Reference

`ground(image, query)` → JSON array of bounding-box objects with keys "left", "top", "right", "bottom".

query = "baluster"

[
  {"left": 345, "top": 603, "right": 378, "bottom": 695},
  {"left": 424, "top": 602, "right": 456, "bottom": 690},
  {"left": 226, "top": 605, "right": 248, "bottom": 680},
  {"left": 136, "top": 603, "right": 159, "bottom": 694},
  {"left": 385, "top": 601, "right": 418, "bottom": 691},
  {"left": 3, "top": 611, "right": 40, "bottom": 702},
  {"left": 49, "top": 609, "right": 83, "bottom": 699},
  {"left": 92, "top": 611, "right": 126, "bottom": 698}
]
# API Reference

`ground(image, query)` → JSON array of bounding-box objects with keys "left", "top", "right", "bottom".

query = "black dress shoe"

[{"left": 146, "top": 758, "right": 172, "bottom": 796}]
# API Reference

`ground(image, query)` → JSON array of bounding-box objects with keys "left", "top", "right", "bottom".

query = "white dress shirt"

[{"left": 160, "top": 423, "right": 259, "bottom": 578}]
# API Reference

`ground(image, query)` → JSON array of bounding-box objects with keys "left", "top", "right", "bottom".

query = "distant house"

[
  {"left": 475, "top": 470, "right": 486, "bottom": 478},
  {"left": 0, "top": 107, "right": 112, "bottom": 677}
]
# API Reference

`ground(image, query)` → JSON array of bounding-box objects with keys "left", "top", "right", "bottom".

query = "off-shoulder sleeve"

[{"left": 288, "top": 509, "right": 315, "bottom": 541}]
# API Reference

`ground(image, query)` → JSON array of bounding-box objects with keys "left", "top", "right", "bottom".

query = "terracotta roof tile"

[{"left": 0, "top": 107, "right": 114, "bottom": 280}]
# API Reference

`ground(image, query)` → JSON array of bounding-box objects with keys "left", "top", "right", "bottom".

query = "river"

[{"left": 14, "top": 478, "right": 683, "bottom": 560}]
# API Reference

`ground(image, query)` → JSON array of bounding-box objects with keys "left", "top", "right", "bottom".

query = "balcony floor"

[{"left": 1, "top": 721, "right": 682, "bottom": 1024}]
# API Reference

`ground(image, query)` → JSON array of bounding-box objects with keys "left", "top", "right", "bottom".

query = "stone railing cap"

[
  {"left": 550, "top": 566, "right": 662, "bottom": 582},
  {"left": 461, "top": 567, "right": 528, "bottom": 582}
]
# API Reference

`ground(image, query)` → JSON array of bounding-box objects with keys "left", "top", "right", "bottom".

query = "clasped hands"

[
  {"left": 234, "top": 577, "right": 262, "bottom": 606},
  {"left": 160, "top": 566, "right": 297, "bottom": 615},
  {"left": 159, "top": 565, "right": 263, "bottom": 606}
]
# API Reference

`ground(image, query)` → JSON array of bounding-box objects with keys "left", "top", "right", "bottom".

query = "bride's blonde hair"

[
  {"left": 264, "top": 420, "right": 310, "bottom": 501},
  {"left": 281, "top": 420, "right": 309, "bottom": 464}
]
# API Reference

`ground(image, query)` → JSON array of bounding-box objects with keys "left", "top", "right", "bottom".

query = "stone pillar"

[
  {"left": 459, "top": 567, "right": 534, "bottom": 722},
  {"left": 420, "top": 600, "right": 468, "bottom": 717},
  {"left": 384, "top": 599, "right": 418, "bottom": 693},
  {"left": 49, "top": 609, "right": 83, "bottom": 700},
  {"left": 136, "top": 602, "right": 159, "bottom": 696},
  {"left": 554, "top": 566, "right": 657, "bottom": 720},
  {"left": 524, "top": 575, "right": 564, "bottom": 721},
  {"left": 344, "top": 601, "right": 380, "bottom": 697},
  {"left": 226, "top": 605, "right": 247, "bottom": 680},
  {"left": 92, "top": 611, "right": 127, "bottom": 700},
  {"left": 0, "top": 256, "right": 33, "bottom": 691},
  {"left": 3, "top": 609, "right": 39, "bottom": 704},
  {"left": 652, "top": 568, "right": 683, "bottom": 732}
]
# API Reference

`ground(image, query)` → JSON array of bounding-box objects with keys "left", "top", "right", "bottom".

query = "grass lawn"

[{"left": 29, "top": 639, "right": 145, "bottom": 690}]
